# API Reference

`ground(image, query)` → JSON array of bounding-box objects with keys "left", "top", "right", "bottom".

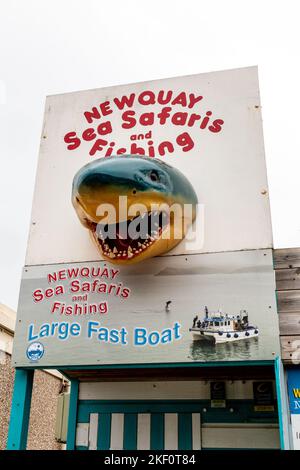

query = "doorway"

[{"left": 75, "top": 400, "right": 279, "bottom": 450}]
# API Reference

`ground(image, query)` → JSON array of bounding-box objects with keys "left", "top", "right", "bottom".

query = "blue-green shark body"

[{"left": 72, "top": 155, "right": 198, "bottom": 264}]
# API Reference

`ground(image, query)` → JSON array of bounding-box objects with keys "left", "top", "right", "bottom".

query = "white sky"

[{"left": 1, "top": 0, "right": 300, "bottom": 310}]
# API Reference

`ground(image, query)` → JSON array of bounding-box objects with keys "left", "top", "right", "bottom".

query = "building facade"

[
  {"left": 0, "top": 303, "right": 65, "bottom": 450},
  {"left": 6, "top": 68, "right": 297, "bottom": 451}
]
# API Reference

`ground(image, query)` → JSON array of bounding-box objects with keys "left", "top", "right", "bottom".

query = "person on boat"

[
  {"left": 196, "top": 319, "right": 201, "bottom": 328},
  {"left": 192, "top": 315, "right": 198, "bottom": 327},
  {"left": 204, "top": 306, "right": 209, "bottom": 318},
  {"left": 242, "top": 313, "right": 249, "bottom": 327},
  {"left": 236, "top": 315, "right": 243, "bottom": 331}
]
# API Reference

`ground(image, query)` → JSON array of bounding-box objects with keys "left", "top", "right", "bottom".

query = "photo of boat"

[{"left": 189, "top": 306, "right": 259, "bottom": 344}]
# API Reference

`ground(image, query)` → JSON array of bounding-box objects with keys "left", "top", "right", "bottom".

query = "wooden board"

[
  {"left": 275, "top": 268, "right": 300, "bottom": 291},
  {"left": 277, "top": 290, "right": 300, "bottom": 313},
  {"left": 273, "top": 248, "right": 300, "bottom": 364},
  {"left": 279, "top": 313, "right": 300, "bottom": 336},
  {"left": 280, "top": 336, "right": 300, "bottom": 363},
  {"left": 274, "top": 248, "right": 300, "bottom": 270}
]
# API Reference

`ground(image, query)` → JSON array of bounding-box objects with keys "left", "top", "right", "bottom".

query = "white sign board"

[
  {"left": 12, "top": 249, "right": 280, "bottom": 367},
  {"left": 287, "top": 369, "right": 300, "bottom": 450},
  {"left": 26, "top": 66, "right": 272, "bottom": 266}
]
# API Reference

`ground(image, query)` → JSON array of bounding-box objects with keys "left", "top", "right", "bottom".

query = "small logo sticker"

[{"left": 26, "top": 342, "right": 44, "bottom": 362}]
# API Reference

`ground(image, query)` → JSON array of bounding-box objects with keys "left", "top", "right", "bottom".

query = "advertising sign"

[
  {"left": 287, "top": 369, "right": 300, "bottom": 450},
  {"left": 253, "top": 382, "right": 275, "bottom": 412},
  {"left": 12, "top": 67, "right": 278, "bottom": 368},
  {"left": 210, "top": 382, "right": 226, "bottom": 408},
  {"left": 13, "top": 249, "right": 280, "bottom": 367},
  {"left": 26, "top": 66, "right": 272, "bottom": 266}
]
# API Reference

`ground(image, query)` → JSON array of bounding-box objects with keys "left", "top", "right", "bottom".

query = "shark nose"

[{"left": 77, "top": 171, "right": 106, "bottom": 190}]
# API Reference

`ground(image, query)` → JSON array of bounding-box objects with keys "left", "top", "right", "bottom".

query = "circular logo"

[
  {"left": 26, "top": 342, "right": 44, "bottom": 362},
  {"left": 257, "top": 382, "right": 269, "bottom": 393}
]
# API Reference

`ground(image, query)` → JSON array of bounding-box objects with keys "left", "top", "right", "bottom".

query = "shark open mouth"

[
  {"left": 91, "top": 210, "right": 169, "bottom": 261},
  {"left": 72, "top": 155, "right": 198, "bottom": 264}
]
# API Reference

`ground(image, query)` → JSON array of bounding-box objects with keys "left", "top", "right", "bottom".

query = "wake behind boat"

[{"left": 189, "top": 307, "right": 259, "bottom": 344}]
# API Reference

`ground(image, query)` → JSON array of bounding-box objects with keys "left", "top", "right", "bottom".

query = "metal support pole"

[
  {"left": 66, "top": 379, "right": 79, "bottom": 450},
  {"left": 275, "top": 356, "right": 291, "bottom": 449},
  {"left": 7, "top": 368, "right": 34, "bottom": 450}
]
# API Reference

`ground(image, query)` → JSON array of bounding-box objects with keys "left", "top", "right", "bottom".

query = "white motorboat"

[{"left": 189, "top": 307, "right": 259, "bottom": 344}]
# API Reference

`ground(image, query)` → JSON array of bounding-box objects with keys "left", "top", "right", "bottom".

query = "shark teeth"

[
  {"left": 100, "top": 232, "right": 160, "bottom": 260},
  {"left": 101, "top": 236, "right": 159, "bottom": 259},
  {"left": 95, "top": 209, "right": 169, "bottom": 260}
]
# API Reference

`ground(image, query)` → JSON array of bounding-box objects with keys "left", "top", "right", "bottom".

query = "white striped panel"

[
  {"left": 192, "top": 413, "right": 201, "bottom": 450},
  {"left": 137, "top": 413, "right": 151, "bottom": 450},
  {"left": 76, "top": 423, "right": 89, "bottom": 447},
  {"left": 164, "top": 413, "right": 178, "bottom": 450},
  {"left": 88, "top": 413, "right": 98, "bottom": 450},
  {"left": 110, "top": 413, "right": 124, "bottom": 450}
]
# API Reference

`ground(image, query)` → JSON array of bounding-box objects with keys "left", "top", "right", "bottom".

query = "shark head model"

[{"left": 72, "top": 155, "right": 198, "bottom": 264}]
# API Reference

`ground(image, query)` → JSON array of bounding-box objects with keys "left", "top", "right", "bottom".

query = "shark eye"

[{"left": 149, "top": 170, "right": 159, "bottom": 182}]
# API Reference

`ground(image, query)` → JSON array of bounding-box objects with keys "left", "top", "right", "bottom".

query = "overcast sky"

[{"left": 1, "top": 0, "right": 300, "bottom": 310}]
